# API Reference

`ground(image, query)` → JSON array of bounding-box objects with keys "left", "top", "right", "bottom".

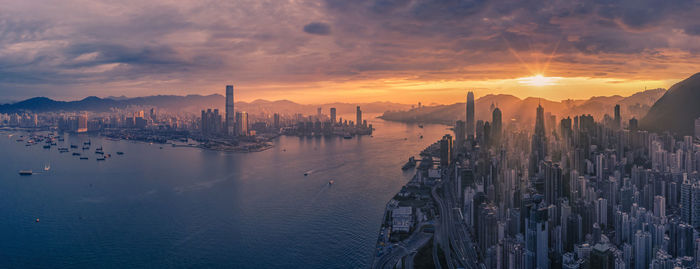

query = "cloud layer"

[{"left": 0, "top": 0, "right": 699, "bottom": 102}]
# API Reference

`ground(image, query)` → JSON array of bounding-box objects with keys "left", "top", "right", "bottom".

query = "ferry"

[
  {"left": 95, "top": 151, "right": 104, "bottom": 155},
  {"left": 80, "top": 157, "right": 89, "bottom": 160},
  {"left": 70, "top": 145, "right": 78, "bottom": 149},
  {"left": 82, "top": 146, "right": 90, "bottom": 150},
  {"left": 43, "top": 145, "right": 51, "bottom": 149},
  {"left": 18, "top": 170, "right": 33, "bottom": 176},
  {"left": 96, "top": 157, "right": 106, "bottom": 161},
  {"left": 116, "top": 152, "right": 124, "bottom": 155}
]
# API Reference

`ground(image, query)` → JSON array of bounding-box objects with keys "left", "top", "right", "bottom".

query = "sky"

[{"left": 1, "top": 0, "right": 699, "bottom": 104}]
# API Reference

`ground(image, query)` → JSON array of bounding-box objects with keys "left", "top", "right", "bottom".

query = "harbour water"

[{"left": 0, "top": 116, "right": 448, "bottom": 268}]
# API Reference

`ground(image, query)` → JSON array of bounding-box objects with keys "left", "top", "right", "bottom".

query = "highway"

[
  {"left": 432, "top": 170, "right": 480, "bottom": 269},
  {"left": 373, "top": 223, "right": 433, "bottom": 269}
]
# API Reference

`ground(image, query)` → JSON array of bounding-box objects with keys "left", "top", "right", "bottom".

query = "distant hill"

[
  {"left": 640, "top": 73, "right": 700, "bottom": 136},
  {"left": 0, "top": 95, "right": 412, "bottom": 116},
  {"left": 381, "top": 88, "right": 666, "bottom": 126}
]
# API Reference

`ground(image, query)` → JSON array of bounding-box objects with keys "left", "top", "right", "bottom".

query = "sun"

[{"left": 517, "top": 74, "right": 561, "bottom": 87}]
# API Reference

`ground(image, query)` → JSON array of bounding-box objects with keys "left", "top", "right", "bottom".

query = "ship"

[
  {"left": 343, "top": 133, "right": 353, "bottom": 139},
  {"left": 116, "top": 152, "right": 124, "bottom": 155},
  {"left": 80, "top": 157, "right": 89, "bottom": 160},
  {"left": 96, "top": 157, "right": 106, "bottom": 161},
  {"left": 18, "top": 170, "right": 33, "bottom": 176}
]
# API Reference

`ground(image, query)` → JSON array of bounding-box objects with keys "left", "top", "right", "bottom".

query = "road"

[
  {"left": 432, "top": 170, "right": 480, "bottom": 269},
  {"left": 373, "top": 223, "right": 433, "bottom": 269}
]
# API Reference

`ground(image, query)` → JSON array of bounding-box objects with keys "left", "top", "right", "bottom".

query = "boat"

[
  {"left": 304, "top": 172, "right": 309, "bottom": 176},
  {"left": 329, "top": 180, "right": 334, "bottom": 185},
  {"left": 116, "top": 152, "right": 124, "bottom": 155},
  {"left": 96, "top": 157, "right": 106, "bottom": 161},
  {"left": 72, "top": 152, "right": 81, "bottom": 156},
  {"left": 418, "top": 124, "right": 424, "bottom": 128},
  {"left": 18, "top": 170, "right": 33, "bottom": 176},
  {"left": 82, "top": 146, "right": 90, "bottom": 150},
  {"left": 95, "top": 151, "right": 104, "bottom": 155},
  {"left": 402, "top": 156, "right": 417, "bottom": 170},
  {"left": 80, "top": 157, "right": 88, "bottom": 160},
  {"left": 43, "top": 164, "right": 50, "bottom": 171},
  {"left": 70, "top": 145, "right": 78, "bottom": 148},
  {"left": 96, "top": 146, "right": 103, "bottom": 151},
  {"left": 420, "top": 135, "right": 423, "bottom": 139},
  {"left": 84, "top": 140, "right": 91, "bottom": 145},
  {"left": 343, "top": 133, "right": 353, "bottom": 139},
  {"left": 43, "top": 145, "right": 50, "bottom": 149}
]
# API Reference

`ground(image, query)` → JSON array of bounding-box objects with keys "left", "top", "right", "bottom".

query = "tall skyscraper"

[
  {"left": 695, "top": 117, "right": 700, "bottom": 139},
  {"left": 440, "top": 134, "right": 453, "bottom": 167},
  {"left": 467, "top": 91, "right": 475, "bottom": 140},
  {"left": 614, "top": 104, "right": 621, "bottom": 130},
  {"left": 356, "top": 106, "right": 362, "bottom": 128},
  {"left": 273, "top": 113, "right": 280, "bottom": 130},
  {"left": 454, "top": 120, "right": 465, "bottom": 155},
  {"left": 529, "top": 104, "right": 547, "bottom": 178},
  {"left": 330, "top": 108, "right": 337, "bottom": 124},
  {"left": 544, "top": 161, "right": 562, "bottom": 205},
  {"left": 491, "top": 107, "right": 502, "bottom": 147},
  {"left": 225, "top": 85, "right": 235, "bottom": 136}
]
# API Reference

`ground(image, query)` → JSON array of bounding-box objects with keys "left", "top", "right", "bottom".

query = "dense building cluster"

[{"left": 447, "top": 92, "right": 700, "bottom": 269}]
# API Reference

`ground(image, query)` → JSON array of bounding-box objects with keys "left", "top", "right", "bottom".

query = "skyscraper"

[
  {"left": 330, "top": 108, "right": 337, "bottom": 124},
  {"left": 226, "top": 85, "right": 235, "bottom": 136},
  {"left": 614, "top": 104, "right": 621, "bottom": 130},
  {"left": 440, "top": 134, "right": 453, "bottom": 167},
  {"left": 356, "top": 106, "right": 362, "bottom": 128},
  {"left": 467, "top": 91, "right": 475, "bottom": 140},
  {"left": 454, "top": 120, "right": 465, "bottom": 155},
  {"left": 529, "top": 104, "right": 547, "bottom": 178},
  {"left": 235, "top": 111, "right": 248, "bottom": 136},
  {"left": 491, "top": 107, "right": 502, "bottom": 147}
]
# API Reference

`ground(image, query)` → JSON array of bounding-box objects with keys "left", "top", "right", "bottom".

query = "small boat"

[
  {"left": 329, "top": 180, "right": 334, "bottom": 185},
  {"left": 420, "top": 135, "right": 423, "bottom": 139},
  {"left": 80, "top": 157, "right": 88, "bottom": 160},
  {"left": 18, "top": 170, "right": 33, "bottom": 176},
  {"left": 116, "top": 152, "right": 124, "bottom": 155},
  {"left": 70, "top": 145, "right": 78, "bottom": 148},
  {"left": 82, "top": 146, "right": 90, "bottom": 150},
  {"left": 35, "top": 218, "right": 40, "bottom": 223},
  {"left": 304, "top": 172, "right": 309, "bottom": 176},
  {"left": 96, "top": 157, "right": 106, "bottom": 161},
  {"left": 43, "top": 145, "right": 50, "bottom": 149},
  {"left": 84, "top": 140, "right": 91, "bottom": 145},
  {"left": 95, "top": 151, "right": 104, "bottom": 155},
  {"left": 43, "top": 164, "right": 51, "bottom": 171},
  {"left": 72, "top": 152, "right": 81, "bottom": 156},
  {"left": 96, "top": 146, "right": 103, "bottom": 151},
  {"left": 343, "top": 133, "right": 353, "bottom": 139},
  {"left": 418, "top": 124, "right": 424, "bottom": 128}
]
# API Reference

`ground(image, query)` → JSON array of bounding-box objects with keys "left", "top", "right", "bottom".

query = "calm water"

[{"left": 0, "top": 116, "right": 448, "bottom": 268}]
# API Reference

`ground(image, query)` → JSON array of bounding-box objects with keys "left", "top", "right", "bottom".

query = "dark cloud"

[
  {"left": 0, "top": 0, "right": 699, "bottom": 100},
  {"left": 303, "top": 22, "right": 331, "bottom": 35}
]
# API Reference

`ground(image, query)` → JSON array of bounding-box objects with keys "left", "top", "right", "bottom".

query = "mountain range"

[
  {"left": 0, "top": 95, "right": 413, "bottom": 116},
  {"left": 380, "top": 89, "right": 667, "bottom": 127}
]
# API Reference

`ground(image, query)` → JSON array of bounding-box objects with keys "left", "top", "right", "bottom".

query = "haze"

[{"left": 1, "top": 0, "right": 699, "bottom": 103}]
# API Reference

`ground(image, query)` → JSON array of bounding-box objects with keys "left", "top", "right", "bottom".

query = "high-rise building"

[
  {"left": 529, "top": 104, "right": 547, "bottom": 178},
  {"left": 201, "top": 109, "right": 222, "bottom": 136},
  {"left": 695, "top": 117, "right": 700, "bottom": 139},
  {"left": 653, "top": 195, "right": 665, "bottom": 220},
  {"left": 544, "top": 161, "right": 562, "bottom": 205},
  {"left": 225, "top": 85, "right": 235, "bottom": 136},
  {"left": 467, "top": 91, "right": 475, "bottom": 139},
  {"left": 356, "top": 106, "right": 362, "bottom": 128},
  {"left": 235, "top": 111, "right": 248, "bottom": 136},
  {"left": 330, "top": 108, "right": 337, "bottom": 124},
  {"left": 614, "top": 104, "right": 621, "bottom": 130},
  {"left": 454, "top": 120, "right": 465, "bottom": 155},
  {"left": 273, "top": 113, "right": 280, "bottom": 130},
  {"left": 440, "top": 134, "right": 453, "bottom": 167},
  {"left": 491, "top": 107, "right": 502, "bottom": 147},
  {"left": 629, "top": 118, "right": 638, "bottom": 131}
]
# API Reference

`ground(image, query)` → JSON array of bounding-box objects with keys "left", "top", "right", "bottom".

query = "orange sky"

[{"left": 1, "top": 1, "right": 699, "bottom": 104}]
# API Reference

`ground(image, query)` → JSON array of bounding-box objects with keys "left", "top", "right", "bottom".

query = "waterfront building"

[{"left": 226, "top": 85, "right": 235, "bottom": 136}]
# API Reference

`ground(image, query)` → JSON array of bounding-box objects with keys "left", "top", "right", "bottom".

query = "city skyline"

[{"left": 2, "top": 1, "right": 700, "bottom": 103}]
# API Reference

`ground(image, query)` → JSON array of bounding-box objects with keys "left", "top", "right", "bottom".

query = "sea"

[{"left": 0, "top": 115, "right": 448, "bottom": 268}]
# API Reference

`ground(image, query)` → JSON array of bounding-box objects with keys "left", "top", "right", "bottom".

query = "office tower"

[
  {"left": 356, "top": 106, "right": 362, "bottom": 128},
  {"left": 235, "top": 111, "right": 248, "bottom": 136},
  {"left": 77, "top": 113, "right": 88, "bottom": 133},
  {"left": 454, "top": 120, "right": 465, "bottom": 155},
  {"left": 491, "top": 107, "right": 502, "bottom": 147},
  {"left": 529, "top": 104, "right": 547, "bottom": 178},
  {"left": 695, "top": 117, "right": 700, "bottom": 139},
  {"left": 595, "top": 198, "right": 608, "bottom": 227},
  {"left": 273, "top": 113, "right": 280, "bottom": 130},
  {"left": 466, "top": 91, "right": 475, "bottom": 139},
  {"left": 226, "top": 85, "right": 235, "bottom": 136},
  {"left": 544, "top": 161, "right": 562, "bottom": 205},
  {"left": 596, "top": 154, "right": 605, "bottom": 182},
  {"left": 614, "top": 104, "right": 621, "bottom": 130},
  {"left": 440, "top": 134, "right": 453, "bottom": 167},
  {"left": 317, "top": 107, "right": 322, "bottom": 120},
  {"left": 330, "top": 108, "right": 336, "bottom": 124}
]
